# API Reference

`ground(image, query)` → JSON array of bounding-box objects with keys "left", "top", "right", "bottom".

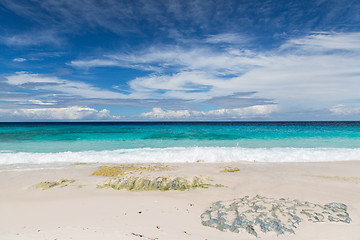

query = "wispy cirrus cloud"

[
  {"left": 69, "top": 32, "right": 360, "bottom": 110},
  {"left": 5, "top": 72, "right": 126, "bottom": 99},
  {"left": 12, "top": 58, "right": 27, "bottom": 62},
  {"left": 1, "top": 1, "right": 360, "bottom": 121},
  {"left": 330, "top": 104, "right": 360, "bottom": 116},
  {"left": 1, "top": 71, "right": 272, "bottom": 114},
  {"left": 68, "top": 59, "right": 121, "bottom": 69},
  {"left": 1, "top": 0, "right": 358, "bottom": 38},
  {"left": 280, "top": 32, "right": 360, "bottom": 52},
  {"left": 204, "top": 33, "right": 249, "bottom": 45},
  {"left": 1, "top": 30, "right": 63, "bottom": 47}
]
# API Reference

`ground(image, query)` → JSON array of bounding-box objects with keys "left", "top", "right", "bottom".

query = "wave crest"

[{"left": 1, "top": 147, "right": 360, "bottom": 169}]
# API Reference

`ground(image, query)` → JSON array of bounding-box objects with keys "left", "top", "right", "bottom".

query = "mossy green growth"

[
  {"left": 91, "top": 164, "right": 170, "bottom": 177},
  {"left": 214, "top": 184, "right": 226, "bottom": 187},
  {"left": 33, "top": 179, "right": 75, "bottom": 190},
  {"left": 315, "top": 175, "right": 360, "bottom": 182},
  {"left": 99, "top": 176, "right": 210, "bottom": 191},
  {"left": 72, "top": 162, "right": 88, "bottom": 165},
  {"left": 220, "top": 167, "right": 240, "bottom": 173}
]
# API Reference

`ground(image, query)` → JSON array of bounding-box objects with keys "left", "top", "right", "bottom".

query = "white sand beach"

[{"left": 0, "top": 161, "right": 359, "bottom": 240}]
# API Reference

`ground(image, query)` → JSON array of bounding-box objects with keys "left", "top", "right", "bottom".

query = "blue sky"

[{"left": 0, "top": 0, "right": 360, "bottom": 121}]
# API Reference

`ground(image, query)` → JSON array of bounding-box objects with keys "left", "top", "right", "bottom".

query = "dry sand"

[{"left": 0, "top": 161, "right": 359, "bottom": 240}]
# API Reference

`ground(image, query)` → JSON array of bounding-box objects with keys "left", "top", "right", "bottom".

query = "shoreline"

[
  {"left": 2, "top": 147, "right": 360, "bottom": 167},
  {"left": 1, "top": 161, "right": 360, "bottom": 239}
]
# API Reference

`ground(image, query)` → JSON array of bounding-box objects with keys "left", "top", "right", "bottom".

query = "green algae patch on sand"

[
  {"left": 214, "top": 183, "right": 226, "bottom": 187},
  {"left": 315, "top": 175, "right": 360, "bottom": 182},
  {"left": 91, "top": 164, "right": 171, "bottom": 177},
  {"left": 201, "top": 195, "right": 351, "bottom": 238},
  {"left": 98, "top": 175, "right": 211, "bottom": 191},
  {"left": 220, "top": 167, "right": 240, "bottom": 173},
  {"left": 33, "top": 179, "right": 75, "bottom": 190},
  {"left": 72, "top": 162, "right": 89, "bottom": 166}
]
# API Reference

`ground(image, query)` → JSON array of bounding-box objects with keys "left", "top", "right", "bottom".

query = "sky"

[{"left": 0, "top": 0, "right": 360, "bottom": 121}]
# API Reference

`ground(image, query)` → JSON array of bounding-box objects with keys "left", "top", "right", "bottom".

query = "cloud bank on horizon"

[{"left": 0, "top": 0, "right": 360, "bottom": 121}]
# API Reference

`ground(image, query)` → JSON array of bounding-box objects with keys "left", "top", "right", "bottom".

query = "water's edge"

[{"left": 1, "top": 147, "right": 360, "bottom": 170}]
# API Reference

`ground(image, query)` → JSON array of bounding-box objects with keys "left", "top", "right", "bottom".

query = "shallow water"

[{"left": 1, "top": 122, "right": 360, "bottom": 168}]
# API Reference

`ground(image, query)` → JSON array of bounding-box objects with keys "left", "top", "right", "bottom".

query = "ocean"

[{"left": 1, "top": 121, "right": 360, "bottom": 169}]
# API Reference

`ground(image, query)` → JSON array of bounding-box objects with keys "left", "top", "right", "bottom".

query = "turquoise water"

[
  {"left": 0, "top": 122, "right": 360, "bottom": 167},
  {"left": 1, "top": 122, "right": 360, "bottom": 152}
]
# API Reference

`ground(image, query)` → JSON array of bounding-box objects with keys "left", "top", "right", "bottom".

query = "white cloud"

[
  {"left": 5, "top": 72, "right": 127, "bottom": 99},
  {"left": 141, "top": 105, "right": 278, "bottom": 119},
  {"left": 71, "top": 45, "right": 255, "bottom": 73},
  {"left": 1, "top": 31, "right": 62, "bottom": 47},
  {"left": 4, "top": 32, "right": 359, "bottom": 120},
  {"left": 0, "top": 106, "right": 120, "bottom": 120},
  {"left": 69, "top": 32, "right": 360, "bottom": 110},
  {"left": 141, "top": 108, "right": 191, "bottom": 119},
  {"left": 12, "top": 58, "right": 27, "bottom": 62},
  {"left": 204, "top": 105, "right": 278, "bottom": 117},
  {"left": 7, "top": 71, "right": 65, "bottom": 85},
  {"left": 330, "top": 104, "right": 360, "bottom": 115},
  {"left": 68, "top": 59, "right": 121, "bottom": 69},
  {"left": 204, "top": 33, "right": 248, "bottom": 44},
  {"left": 26, "top": 100, "right": 57, "bottom": 105},
  {"left": 281, "top": 32, "right": 360, "bottom": 52}
]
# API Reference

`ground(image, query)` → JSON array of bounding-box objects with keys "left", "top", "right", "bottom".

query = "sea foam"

[{"left": 0, "top": 147, "right": 360, "bottom": 169}]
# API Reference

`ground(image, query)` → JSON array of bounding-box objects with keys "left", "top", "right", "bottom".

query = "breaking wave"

[{"left": 1, "top": 147, "right": 360, "bottom": 169}]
